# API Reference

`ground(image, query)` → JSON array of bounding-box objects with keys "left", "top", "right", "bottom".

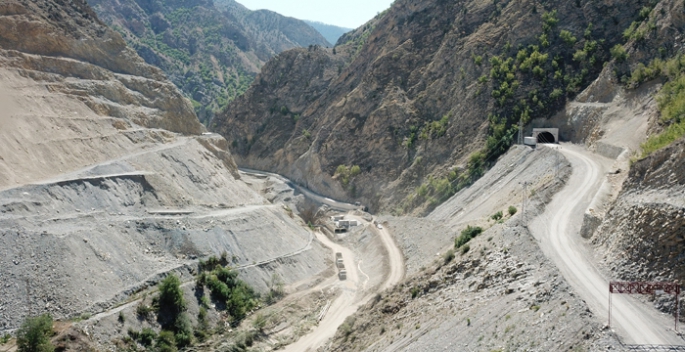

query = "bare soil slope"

[{"left": 0, "top": 0, "right": 327, "bottom": 332}]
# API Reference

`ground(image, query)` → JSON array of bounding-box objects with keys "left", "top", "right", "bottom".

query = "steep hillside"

[
  {"left": 88, "top": 0, "right": 330, "bottom": 124},
  {"left": 304, "top": 20, "right": 352, "bottom": 45},
  {"left": 214, "top": 0, "right": 655, "bottom": 214},
  {"left": 0, "top": 0, "right": 328, "bottom": 333}
]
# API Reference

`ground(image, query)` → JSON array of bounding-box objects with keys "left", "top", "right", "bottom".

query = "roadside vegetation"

[
  {"left": 16, "top": 314, "right": 54, "bottom": 352},
  {"left": 121, "top": 253, "right": 273, "bottom": 351},
  {"left": 627, "top": 55, "right": 685, "bottom": 157}
]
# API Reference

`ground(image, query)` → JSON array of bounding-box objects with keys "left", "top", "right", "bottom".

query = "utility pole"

[{"left": 518, "top": 118, "right": 524, "bottom": 145}]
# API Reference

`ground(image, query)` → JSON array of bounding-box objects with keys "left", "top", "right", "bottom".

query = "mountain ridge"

[
  {"left": 304, "top": 20, "right": 352, "bottom": 45},
  {"left": 88, "top": 0, "right": 331, "bottom": 125}
]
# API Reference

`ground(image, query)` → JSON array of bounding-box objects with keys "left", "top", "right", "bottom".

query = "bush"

[
  {"left": 491, "top": 211, "right": 503, "bottom": 221},
  {"left": 158, "top": 274, "right": 187, "bottom": 319},
  {"left": 118, "top": 311, "right": 125, "bottom": 324},
  {"left": 1, "top": 333, "right": 10, "bottom": 344},
  {"left": 559, "top": 30, "right": 577, "bottom": 46},
  {"left": 157, "top": 331, "right": 177, "bottom": 352},
  {"left": 461, "top": 244, "right": 471, "bottom": 254},
  {"left": 129, "top": 327, "right": 157, "bottom": 347},
  {"left": 136, "top": 303, "right": 154, "bottom": 319},
  {"left": 16, "top": 314, "right": 54, "bottom": 352},
  {"left": 610, "top": 44, "right": 628, "bottom": 63},
  {"left": 455, "top": 226, "right": 483, "bottom": 248},
  {"left": 443, "top": 249, "right": 455, "bottom": 264},
  {"left": 508, "top": 206, "right": 517, "bottom": 216},
  {"left": 174, "top": 313, "right": 193, "bottom": 348}
]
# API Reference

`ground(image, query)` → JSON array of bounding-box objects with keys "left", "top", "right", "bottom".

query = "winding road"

[
  {"left": 241, "top": 169, "right": 405, "bottom": 351},
  {"left": 530, "top": 144, "right": 683, "bottom": 345}
]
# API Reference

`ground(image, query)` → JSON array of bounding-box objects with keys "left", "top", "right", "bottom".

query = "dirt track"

[
  {"left": 530, "top": 144, "right": 683, "bottom": 345},
  {"left": 238, "top": 169, "right": 406, "bottom": 351}
]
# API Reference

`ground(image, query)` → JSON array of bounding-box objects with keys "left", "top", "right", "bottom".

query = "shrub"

[
  {"left": 559, "top": 30, "right": 577, "bottom": 46},
  {"left": 573, "top": 50, "right": 587, "bottom": 62},
  {"left": 157, "top": 331, "right": 177, "bottom": 352},
  {"left": 334, "top": 164, "right": 362, "bottom": 187},
  {"left": 118, "top": 311, "right": 125, "bottom": 324},
  {"left": 129, "top": 327, "right": 157, "bottom": 347},
  {"left": 491, "top": 211, "right": 503, "bottom": 220},
  {"left": 16, "top": 314, "right": 54, "bottom": 352},
  {"left": 610, "top": 44, "right": 628, "bottom": 63},
  {"left": 508, "top": 206, "right": 518, "bottom": 216},
  {"left": 443, "top": 249, "right": 455, "bottom": 264},
  {"left": 455, "top": 225, "right": 483, "bottom": 248},
  {"left": 1, "top": 333, "right": 10, "bottom": 344},
  {"left": 541, "top": 10, "right": 558, "bottom": 32},
  {"left": 158, "top": 274, "right": 187, "bottom": 319},
  {"left": 253, "top": 313, "right": 267, "bottom": 332},
  {"left": 550, "top": 88, "right": 564, "bottom": 100},
  {"left": 461, "top": 244, "right": 471, "bottom": 254},
  {"left": 474, "top": 55, "right": 483, "bottom": 65},
  {"left": 410, "top": 286, "right": 421, "bottom": 299},
  {"left": 174, "top": 313, "right": 193, "bottom": 348}
]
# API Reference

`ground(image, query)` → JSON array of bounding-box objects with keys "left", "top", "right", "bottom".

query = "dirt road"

[
  {"left": 239, "top": 168, "right": 359, "bottom": 212},
  {"left": 371, "top": 219, "right": 405, "bottom": 291},
  {"left": 238, "top": 169, "right": 406, "bottom": 351},
  {"left": 530, "top": 144, "right": 683, "bottom": 345},
  {"left": 283, "top": 230, "right": 361, "bottom": 352}
]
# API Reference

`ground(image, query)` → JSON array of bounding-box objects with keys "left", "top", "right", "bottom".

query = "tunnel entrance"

[{"left": 537, "top": 131, "right": 556, "bottom": 144}]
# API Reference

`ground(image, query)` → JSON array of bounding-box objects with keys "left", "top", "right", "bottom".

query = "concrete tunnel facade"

[{"left": 532, "top": 128, "right": 559, "bottom": 144}]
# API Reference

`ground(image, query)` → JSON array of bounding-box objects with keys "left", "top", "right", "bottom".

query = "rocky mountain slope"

[
  {"left": 304, "top": 20, "right": 352, "bottom": 45},
  {"left": 0, "top": 0, "right": 327, "bottom": 332},
  {"left": 87, "top": 0, "right": 331, "bottom": 125},
  {"left": 535, "top": 0, "right": 685, "bottom": 322},
  {"left": 213, "top": 0, "right": 655, "bottom": 214}
]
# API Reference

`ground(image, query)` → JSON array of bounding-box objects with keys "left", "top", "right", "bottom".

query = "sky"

[{"left": 235, "top": 0, "right": 395, "bottom": 29}]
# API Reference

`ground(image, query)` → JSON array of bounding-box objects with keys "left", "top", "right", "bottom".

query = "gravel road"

[
  {"left": 530, "top": 144, "right": 683, "bottom": 345},
  {"left": 242, "top": 169, "right": 405, "bottom": 351}
]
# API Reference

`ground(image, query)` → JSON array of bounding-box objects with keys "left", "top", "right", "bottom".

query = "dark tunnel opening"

[{"left": 537, "top": 132, "right": 556, "bottom": 144}]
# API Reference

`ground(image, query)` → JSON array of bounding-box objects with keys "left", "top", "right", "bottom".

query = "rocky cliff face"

[
  {"left": 593, "top": 139, "right": 685, "bottom": 283},
  {"left": 214, "top": 0, "right": 653, "bottom": 213},
  {"left": 88, "top": 0, "right": 331, "bottom": 124}
]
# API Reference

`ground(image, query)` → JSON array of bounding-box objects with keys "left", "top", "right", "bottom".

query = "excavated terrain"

[
  {"left": 0, "top": 0, "right": 327, "bottom": 333},
  {"left": 326, "top": 145, "right": 624, "bottom": 351}
]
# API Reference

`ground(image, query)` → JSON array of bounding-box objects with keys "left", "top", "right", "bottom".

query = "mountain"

[
  {"left": 304, "top": 20, "right": 352, "bottom": 45},
  {"left": 213, "top": 0, "right": 655, "bottom": 214},
  {"left": 0, "top": 0, "right": 326, "bottom": 335},
  {"left": 87, "top": 0, "right": 331, "bottom": 125}
]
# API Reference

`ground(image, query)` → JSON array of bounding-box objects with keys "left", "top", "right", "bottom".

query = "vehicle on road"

[{"left": 376, "top": 224, "right": 383, "bottom": 230}]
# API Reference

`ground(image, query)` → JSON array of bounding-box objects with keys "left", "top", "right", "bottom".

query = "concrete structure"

[
  {"left": 334, "top": 219, "right": 359, "bottom": 232},
  {"left": 331, "top": 215, "right": 345, "bottom": 221},
  {"left": 524, "top": 137, "right": 537, "bottom": 146},
  {"left": 532, "top": 128, "right": 559, "bottom": 144}
]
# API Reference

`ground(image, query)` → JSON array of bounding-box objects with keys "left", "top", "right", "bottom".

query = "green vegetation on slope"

[
  {"left": 91, "top": 0, "right": 328, "bottom": 125},
  {"left": 398, "top": 5, "right": 644, "bottom": 215},
  {"left": 16, "top": 314, "right": 54, "bottom": 352},
  {"left": 636, "top": 55, "right": 685, "bottom": 157}
]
